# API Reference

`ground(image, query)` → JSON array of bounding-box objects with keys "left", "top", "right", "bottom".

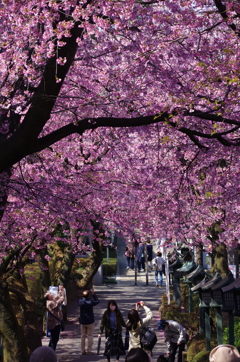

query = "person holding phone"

[
  {"left": 44, "top": 285, "right": 65, "bottom": 351},
  {"left": 78, "top": 288, "right": 100, "bottom": 355},
  {"left": 126, "top": 301, "right": 153, "bottom": 353}
]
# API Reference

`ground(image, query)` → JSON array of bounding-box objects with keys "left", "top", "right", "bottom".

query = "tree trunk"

[
  {"left": 57, "top": 244, "right": 75, "bottom": 321},
  {"left": 0, "top": 281, "right": 29, "bottom": 362},
  {"left": 57, "top": 244, "right": 75, "bottom": 287},
  {"left": 8, "top": 278, "right": 42, "bottom": 355},
  {"left": 212, "top": 242, "right": 228, "bottom": 277},
  {"left": 195, "top": 244, "right": 203, "bottom": 265},
  {"left": 77, "top": 221, "right": 104, "bottom": 289},
  {"left": 207, "top": 222, "right": 228, "bottom": 277},
  {"left": 77, "top": 250, "right": 103, "bottom": 289},
  {"left": 35, "top": 247, "right": 52, "bottom": 293}
]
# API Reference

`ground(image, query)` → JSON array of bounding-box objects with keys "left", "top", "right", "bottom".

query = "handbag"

[{"left": 140, "top": 320, "right": 157, "bottom": 350}]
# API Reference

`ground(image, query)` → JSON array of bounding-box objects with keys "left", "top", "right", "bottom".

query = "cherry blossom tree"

[{"left": 0, "top": 1, "right": 240, "bottom": 360}]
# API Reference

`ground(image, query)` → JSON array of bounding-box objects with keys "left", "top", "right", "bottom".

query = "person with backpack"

[
  {"left": 126, "top": 301, "right": 153, "bottom": 357},
  {"left": 152, "top": 252, "right": 165, "bottom": 287}
]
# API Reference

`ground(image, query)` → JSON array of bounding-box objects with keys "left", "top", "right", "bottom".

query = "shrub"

[
  {"left": 160, "top": 292, "right": 199, "bottom": 333},
  {"left": 187, "top": 334, "right": 207, "bottom": 362},
  {"left": 102, "top": 258, "right": 117, "bottom": 276},
  {"left": 180, "top": 283, "right": 199, "bottom": 313},
  {"left": 191, "top": 350, "right": 210, "bottom": 362},
  {"left": 223, "top": 316, "right": 240, "bottom": 348},
  {"left": 187, "top": 334, "right": 218, "bottom": 362}
]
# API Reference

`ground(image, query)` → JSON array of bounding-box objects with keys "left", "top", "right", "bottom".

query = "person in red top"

[{"left": 125, "top": 242, "right": 135, "bottom": 270}]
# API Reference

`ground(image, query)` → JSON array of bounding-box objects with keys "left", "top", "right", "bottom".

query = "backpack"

[{"left": 140, "top": 321, "right": 157, "bottom": 350}]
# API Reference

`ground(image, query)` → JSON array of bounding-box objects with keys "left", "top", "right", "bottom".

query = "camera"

[{"left": 137, "top": 301, "right": 141, "bottom": 306}]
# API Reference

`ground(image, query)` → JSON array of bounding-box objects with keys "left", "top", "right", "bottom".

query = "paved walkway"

[{"left": 42, "top": 239, "right": 167, "bottom": 361}]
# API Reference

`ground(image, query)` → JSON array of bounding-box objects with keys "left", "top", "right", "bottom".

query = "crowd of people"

[
  {"left": 124, "top": 239, "right": 164, "bottom": 278},
  {"left": 125, "top": 240, "right": 166, "bottom": 289},
  {"left": 28, "top": 240, "right": 240, "bottom": 362},
  {"left": 40, "top": 282, "right": 189, "bottom": 362},
  {"left": 79, "top": 288, "right": 156, "bottom": 362},
  {"left": 39, "top": 282, "right": 159, "bottom": 361}
]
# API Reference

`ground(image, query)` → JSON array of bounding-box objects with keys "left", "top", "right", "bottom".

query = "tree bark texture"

[{"left": 0, "top": 281, "right": 29, "bottom": 362}]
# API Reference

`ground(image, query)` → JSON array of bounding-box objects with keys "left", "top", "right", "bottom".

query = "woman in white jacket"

[{"left": 126, "top": 301, "right": 153, "bottom": 353}]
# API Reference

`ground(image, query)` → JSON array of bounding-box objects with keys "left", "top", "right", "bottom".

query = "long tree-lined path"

[{"left": 42, "top": 239, "right": 167, "bottom": 361}]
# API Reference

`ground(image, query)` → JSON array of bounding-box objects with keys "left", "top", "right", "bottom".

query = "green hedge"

[
  {"left": 102, "top": 257, "right": 117, "bottom": 276},
  {"left": 191, "top": 350, "right": 210, "bottom": 362},
  {"left": 223, "top": 316, "right": 240, "bottom": 349}
]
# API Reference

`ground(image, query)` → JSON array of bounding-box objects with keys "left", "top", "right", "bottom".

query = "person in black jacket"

[
  {"left": 98, "top": 300, "right": 126, "bottom": 362},
  {"left": 78, "top": 289, "right": 100, "bottom": 355},
  {"left": 146, "top": 240, "right": 153, "bottom": 270},
  {"left": 136, "top": 242, "right": 145, "bottom": 272}
]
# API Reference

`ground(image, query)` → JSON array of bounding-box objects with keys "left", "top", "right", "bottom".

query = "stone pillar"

[{"left": 94, "top": 265, "right": 103, "bottom": 285}]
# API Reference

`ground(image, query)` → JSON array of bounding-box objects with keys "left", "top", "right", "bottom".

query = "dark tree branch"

[
  {"left": 1, "top": 107, "right": 240, "bottom": 173},
  {"left": 214, "top": 0, "right": 240, "bottom": 36}
]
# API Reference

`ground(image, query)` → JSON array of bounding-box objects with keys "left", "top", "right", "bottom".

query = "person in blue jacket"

[{"left": 79, "top": 289, "right": 100, "bottom": 355}]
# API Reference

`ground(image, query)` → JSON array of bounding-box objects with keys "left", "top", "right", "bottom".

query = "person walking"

[
  {"left": 158, "top": 320, "right": 188, "bottom": 362},
  {"left": 153, "top": 252, "right": 165, "bottom": 287},
  {"left": 44, "top": 285, "right": 65, "bottom": 351},
  {"left": 126, "top": 301, "right": 153, "bottom": 356},
  {"left": 98, "top": 300, "right": 126, "bottom": 362},
  {"left": 78, "top": 289, "right": 100, "bottom": 355},
  {"left": 136, "top": 242, "right": 145, "bottom": 272},
  {"left": 125, "top": 242, "right": 135, "bottom": 270},
  {"left": 146, "top": 240, "right": 153, "bottom": 270}
]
